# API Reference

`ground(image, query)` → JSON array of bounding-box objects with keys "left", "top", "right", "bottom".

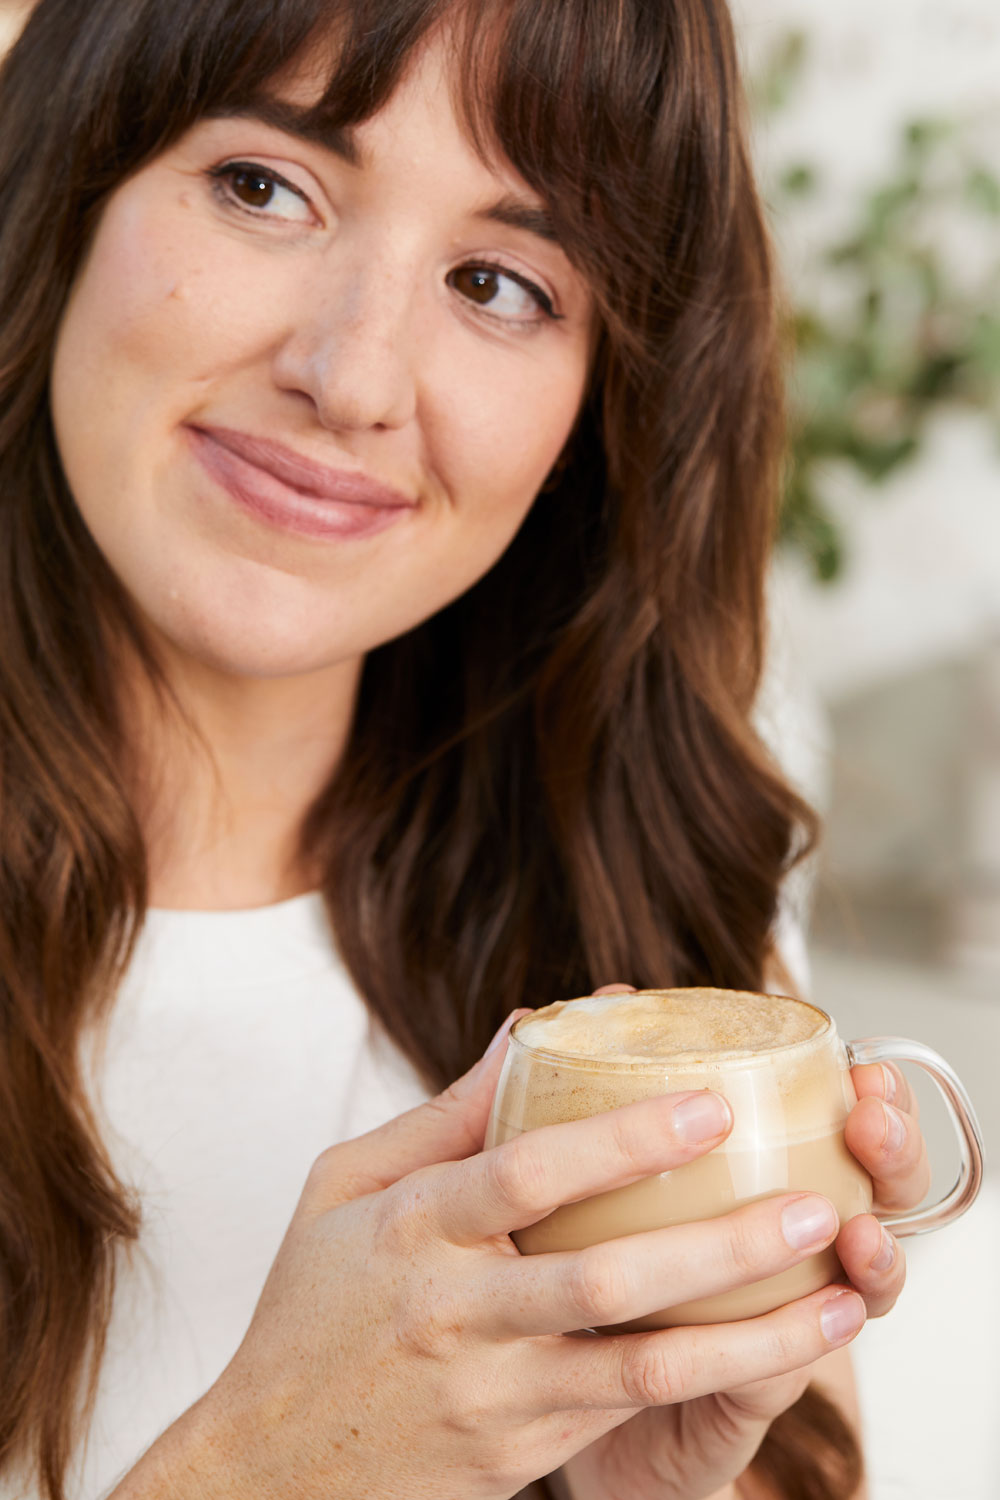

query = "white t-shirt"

[{"left": 66, "top": 892, "right": 432, "bottom": 1500}]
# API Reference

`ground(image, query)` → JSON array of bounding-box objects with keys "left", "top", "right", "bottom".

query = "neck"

[{"left": 127, "top": 647, "right": 362, "bottom": 911}]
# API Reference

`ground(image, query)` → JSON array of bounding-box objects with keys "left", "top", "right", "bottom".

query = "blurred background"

[
  {"left": 0, "top": 0, "right": 996, "bottom": 1494},
  {"left": 739, "top": 0, "right": 1000, "bottom": 1494}
]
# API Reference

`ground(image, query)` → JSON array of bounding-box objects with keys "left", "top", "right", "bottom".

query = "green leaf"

[
  {"left": 780, "top": 163, "right": 819, "bottom": 198},
  {"left": 907, "top": 352, "right": 966, "bottom": 401},
  {"left": 752, "top": 30, "right": 809, "bottom": 114},
  {"left": 865, "top": 177, "right": 921, "bottom": 238},
  {"left": 966, "top": 167, "right": 1000, "bottom": 217},
  {"left": 779, "top": 479, "right": 845, "bottom": 583},
  {"left": 844, "top": 434, "right": 920, "bottom": 482},
  {"left": 903, "top": 118, "right": 952, "bottom": 159}
]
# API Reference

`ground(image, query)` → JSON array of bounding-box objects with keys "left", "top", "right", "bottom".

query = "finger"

[
  {"left": 435, "top": 1090, "right": 733, "bottom": 1244},
  {"left": 835, "top": 1212, "right": 906, "bottom": 1319},
  {"left": 851, "top": 1061, "right": 918, "bottom": 1120},
  {"left": 488, "top": 1192, "right": 840, "bottom": 1337},
  {"left": 590, "top": 983, "right": 637, "bottom": 995},
  {"left": 843, "top": 1093, "right": 930, "bottom": 1213},
  {"left": 532, "top": 1284, "right": 866, "bottom": 1415},
  {"left": 538, "top": 1368, "right": 816, "bottom": 1491},
  {"left": 714, "top": 1366, "right": 814, "bottom": 1423},
  {"left": 305, "top": 1009, "right": 532, "bottom": 1210}
]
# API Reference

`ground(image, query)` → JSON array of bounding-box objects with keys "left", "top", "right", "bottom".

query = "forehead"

[
  {"left": 276, "top": 21, "right": 511, "bottom": 165},
  {"left": 211, "top": 28, "right": 561, "bottom": 240}
]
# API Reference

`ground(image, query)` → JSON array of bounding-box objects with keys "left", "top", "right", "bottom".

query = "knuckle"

[
  {"left": 466, "top": 1442, "right": 528, "bottom": 1493},
  {"left": 568, "top": 1249, "right": 631, "bottom": 1326},
  {"left": 443, "top": 1396, "right": 494, "bottom": 1439},
  {"left": 620, "top": 1337, "right": 685, "bottom": 1408},
  {"left": 303, "top": 1145, "right": 343, "bottom": 1203},
  {"left": 875, "top": 1148, "right": 930, "bottom": 1211},
  {"left": 485, "top": 1140, "right": 548, "bottom": 1216},
  {"left": 393, "top": 1263, "right": 465, "bottom": 1362},
  {"left": 608, "top": 1110, "right": 649, "bottom": 1174},
  {"left": 722, "top": 1212, "right": 768, "bottom": 1282},
  {"left": 397, "top": 1298, "right": 462, "bottom": 1362},
  {"left": 439, "top": 1373, "right": 509, "bottom": 1452},
  {"left": 396, "top": 1306, "right": 438, "bottom": 1361},
  {"left": 761, "top": 1318, "right": 807, "bottom": 1370},
  {"left": 375, "top": 1174, "right": 433, "bottom": 1252},
  {"left": 724, "top": 1369, "right": 811, "bottom": 1425},
  {"left": 422, "top": 1086, "right": 480, "bottom": 1157}
]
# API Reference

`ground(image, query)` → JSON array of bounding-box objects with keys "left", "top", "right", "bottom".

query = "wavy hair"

[{"left": 0, "top": 1, "right": 857, "bottom": 1496}]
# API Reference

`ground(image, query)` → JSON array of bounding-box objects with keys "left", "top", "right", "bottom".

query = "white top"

[{"left": 65, "top": 893, "right": 432, "bottom": 1499}]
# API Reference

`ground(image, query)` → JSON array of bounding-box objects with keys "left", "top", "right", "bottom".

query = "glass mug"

[{"left": 485, "top": 988, "right": 985, "bottom": 1330}]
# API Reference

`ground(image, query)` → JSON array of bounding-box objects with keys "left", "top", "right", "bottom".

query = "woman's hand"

[
  {"left": 558, "top": 1063, "right": 924, "bottom": 1500},
  {"left": 835, "top": 1059, "right": 927, "bottom": 1314},
  {"left": 112, "top": 1010, "right": 866, "bottom": 1500},
  {"left": 557, "top": 1364, "right": 817, "bottom": 1500},
  {"left": 559, "top": 986, "right": 924, "bottom": 1500}
]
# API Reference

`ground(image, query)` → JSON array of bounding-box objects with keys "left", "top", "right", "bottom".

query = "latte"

[{"left": 486, "top": 988, "right": 873, "bottom": 1328}]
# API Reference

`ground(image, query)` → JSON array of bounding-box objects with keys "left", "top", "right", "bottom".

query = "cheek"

[
  {"left": 52, "top": 194, "right": 272, "bottom": 443},
  {"left": 429, "top": 348, "right": 586, "bottom": 527}
]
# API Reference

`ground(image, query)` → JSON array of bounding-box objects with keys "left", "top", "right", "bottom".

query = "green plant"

[{"left": 756, "top": 34, "right": 1000, "bottom": 581}]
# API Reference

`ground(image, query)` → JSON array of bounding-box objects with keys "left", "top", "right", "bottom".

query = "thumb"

[
  {"left": 317, "top": 1009, "right": 532, "bottom": 1207},
  {"left": 720, "top": 1368, "right": 813, "bottom": 1424}
]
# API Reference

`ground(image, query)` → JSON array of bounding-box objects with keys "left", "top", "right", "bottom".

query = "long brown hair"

[{"left": 0, "top": 1, "right": 858, "bottom": 1496}]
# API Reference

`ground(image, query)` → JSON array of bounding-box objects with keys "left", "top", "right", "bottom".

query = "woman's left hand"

[
  {"left": 835, "top": 1058, "right": 927, "bottom": 1314},
  {"left": 555, "top": 990, "right": 927, "bottom": 1500}
]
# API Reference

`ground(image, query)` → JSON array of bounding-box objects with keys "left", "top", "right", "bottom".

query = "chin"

[{"left": 137, "top": 590, "right": 359, "bottom": 682}]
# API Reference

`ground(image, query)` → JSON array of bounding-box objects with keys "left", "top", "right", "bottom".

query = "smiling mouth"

[{"left": 186, "top": 424, "right": 418, "bottom": 541}]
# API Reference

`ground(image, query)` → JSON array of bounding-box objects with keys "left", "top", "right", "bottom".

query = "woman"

[{"left": 0, "top": 1, "right": 927, "bottom": 1497}]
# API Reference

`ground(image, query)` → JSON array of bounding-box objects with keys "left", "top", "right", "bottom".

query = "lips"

[{"left": 187, "top": 424, "right": 417, "bottom": 541}]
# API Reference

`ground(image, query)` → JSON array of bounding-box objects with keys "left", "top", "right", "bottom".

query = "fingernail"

[
  {"left": 781, "top": 1196, "right": 838, "bottom": 1251},
  {"left": 882, "top": 1102, "right": 906, "bottom": 1153},
  {"left": 672, "top": 1092, "right": 732, "bottom": 1143},
  {"left": 870, "top": 1227, "right": 896, "bottom": 1272},
  {"left": 484, "top": 1012, "right": 521, "bottom": 1058},
  {"left": 880, "top": 1064, "right": 897, "bottom": 1103},
  {"left": 820, "top": 1291, "right": 866, "bottom": 1345}
]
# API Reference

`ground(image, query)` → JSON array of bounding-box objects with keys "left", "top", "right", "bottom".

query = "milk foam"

[{"left": 516, "top": 988, "right": 826, "bottom": 1065}]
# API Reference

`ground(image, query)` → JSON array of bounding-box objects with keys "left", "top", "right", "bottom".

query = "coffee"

[
  {"left": 486, "top": 988, "right": 873, "bottom": 1329},
  {"left": 515, "top": 988, "right": 824, "bottom": 1063}
]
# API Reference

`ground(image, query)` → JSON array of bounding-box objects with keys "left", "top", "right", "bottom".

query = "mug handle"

[{"left": 846, "top": 1035, "right": 986, "bottom": 1237}]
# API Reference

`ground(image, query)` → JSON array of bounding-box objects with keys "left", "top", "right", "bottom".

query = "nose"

[{"left": 272, "top": 257, "right": 419, "bottom": 433}]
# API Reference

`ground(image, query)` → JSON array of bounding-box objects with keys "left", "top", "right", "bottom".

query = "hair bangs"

[{"left": 450, "top": 0, "right": 741, "bottom": 382}]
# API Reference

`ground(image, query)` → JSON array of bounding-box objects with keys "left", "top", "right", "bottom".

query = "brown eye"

[
  {"left": 447, "top": 263, "right": 554, "bottom": 322},
  {"left": 231, "top": 169, "right": 275, "bottom": 209},
  {"left": 210, "top": 161, "right": 315, "bottom": 224},
  {"left": 451, "top": 266, "right": 500, "bottom": 305}
]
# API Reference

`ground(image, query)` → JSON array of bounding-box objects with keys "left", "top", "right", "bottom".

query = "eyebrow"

[
  {"left": 207, "top": 99, "right": 563, "bottom": 249},
  {"left": 206, "top": 99, "right": 364, "bottom": 167},
  {"left": 477, "top": 195, "right": 560, "bottom": 245}
]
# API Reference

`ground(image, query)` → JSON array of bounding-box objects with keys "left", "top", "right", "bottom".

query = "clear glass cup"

[{"left": 485, "top": 988, "right": 985, "bottom": 1329}]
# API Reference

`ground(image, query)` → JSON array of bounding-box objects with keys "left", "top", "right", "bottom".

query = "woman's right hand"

[{"left": 113, "top": 1014, "right": 866, "bottom": 1500}]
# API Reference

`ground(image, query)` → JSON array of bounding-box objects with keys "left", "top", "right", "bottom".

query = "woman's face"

[{"left": 50, "top": 36, "right": 593, "bottom": 681}]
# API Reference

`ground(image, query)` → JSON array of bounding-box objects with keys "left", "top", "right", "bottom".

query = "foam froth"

[{"left": 515, "top": 988, "right": 827, "bottom": 1065}]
